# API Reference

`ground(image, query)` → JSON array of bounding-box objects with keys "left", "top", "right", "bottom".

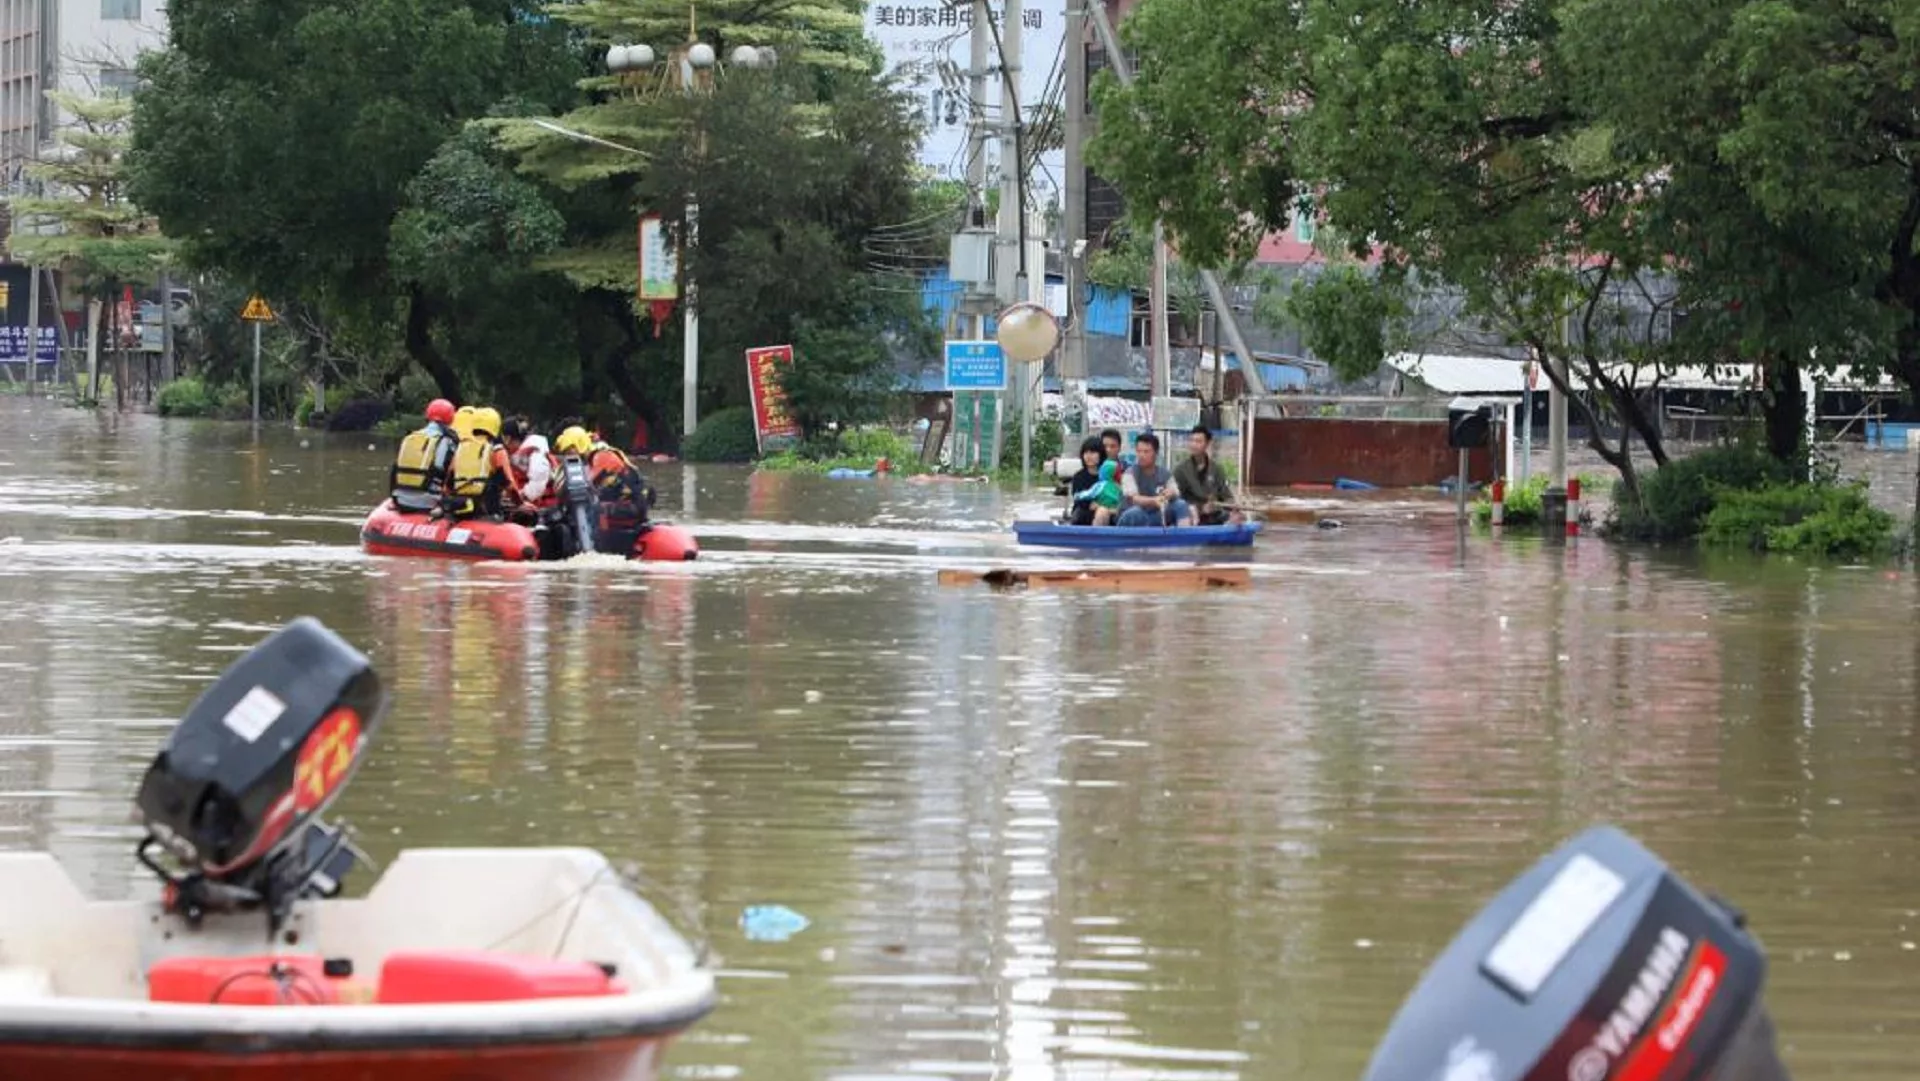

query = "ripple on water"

[{"left": 1, "top": 400, "right": 1918, "bottom": 1080}]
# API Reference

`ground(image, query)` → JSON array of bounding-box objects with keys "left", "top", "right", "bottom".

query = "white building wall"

[{"left": 48, "top": 0, "right": 166, "bottom": 118}]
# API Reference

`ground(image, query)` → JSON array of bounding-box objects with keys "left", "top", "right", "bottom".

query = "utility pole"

[
  {"left": 1087, "top": 2, "right": 1270, "bottom": 399},
  {"left": 1061, "top": 0, "right": 1088, "bottom": 439},
  {"left": 1150, "top": 220, "right": 1170, "bottom": 400},
  {"left": 995, "top": 0, "right": 1024, "bottom": 478},
  {"left": 966, "top": 0, "right": 992, "bottom": 471},
  {"left": 158, "top": 270, "right": 174, "bottom": 385},
  {"left": 23, "top": 264, "right": 37, "bottom": 396}
]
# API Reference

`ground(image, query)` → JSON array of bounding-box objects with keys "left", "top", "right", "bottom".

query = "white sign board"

[{"left": 865, "top": 2, "right": 1066, "bottom": 207}]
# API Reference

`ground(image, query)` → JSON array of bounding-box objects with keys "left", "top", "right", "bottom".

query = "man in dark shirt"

[
  {"left": 1173, "top": 425, "right": 1243, "bottom": 526},
  {"left": 1117, "top": 432, "right": 1189, "bottom": 527}
]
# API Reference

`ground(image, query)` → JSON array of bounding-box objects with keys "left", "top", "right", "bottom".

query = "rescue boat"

[
  {"left": 0, "top": 618, "right": 715, "bottom": 1081},
  {"left": 359, "top": 503, "right": 699, "bottom": 562}
]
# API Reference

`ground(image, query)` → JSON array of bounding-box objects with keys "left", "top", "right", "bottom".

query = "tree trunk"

[
  {"left": 403, "top": 285, "right": 463, "bottom": 402},
  {"left": 590, "top": 291, "right": 666, "bottom": 446},
  {"left": 1760, "top": 352, "right": 1805, "bottom": 465}
]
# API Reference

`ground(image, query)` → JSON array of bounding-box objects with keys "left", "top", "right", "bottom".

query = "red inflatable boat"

[{"left": 360, "top": 503, "right": 699, "bottom": 562}]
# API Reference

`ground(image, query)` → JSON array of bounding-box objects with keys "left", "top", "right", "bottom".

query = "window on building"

[
  {"left": 98, "top": 67, "right": 139, "bottom": 97},
  {"left": 102, "top": 0, "right": 139, "bottom": 19}
]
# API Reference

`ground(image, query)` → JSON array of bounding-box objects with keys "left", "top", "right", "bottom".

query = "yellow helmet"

[
  {"left": 451, "top": 405, "right": 478, "bottom": 440},
  {"left": 554, "top": 426, "right": 591, "bottom": 457},
  {"left": 471, "top": 407, "right": 502, "bottom": 440}
]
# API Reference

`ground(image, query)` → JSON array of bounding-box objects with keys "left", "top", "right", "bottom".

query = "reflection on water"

[{"left": 2, "top": 397, "right": 1919, "bottom": 1080}]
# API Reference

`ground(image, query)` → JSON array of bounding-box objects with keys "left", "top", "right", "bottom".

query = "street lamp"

[
  {"left": 996, "top": 301, "right": 1059, "bottom": 485},
  {"left": 603, "top": 31, "right": 776, "bottom": 440}
]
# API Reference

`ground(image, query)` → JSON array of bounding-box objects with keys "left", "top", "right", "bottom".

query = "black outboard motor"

[
  {"left": 547, "top": 454, "right": 597, "bottom": 560},
  {"left": 1361, "top": 825, "right": 1789, "bottom": 1081},
  {"left": 135, "top": 617, "right": 386, "bottom": 935}
]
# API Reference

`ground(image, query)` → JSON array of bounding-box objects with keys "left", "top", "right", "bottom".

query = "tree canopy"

[
  {"left": 122, "top": 0, "right": 927, "bottom": 439},
  {"left": 1091, "top": 0, "right": 1920, "bottom": 505},
  {"left": 9, "top": 91, "right": 173, "bottom": 288}
]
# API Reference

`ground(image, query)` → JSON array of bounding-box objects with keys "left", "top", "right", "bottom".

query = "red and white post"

[
  {"left": 1490, "top": 479, "right": 1506, "bottom": 528},
  {"left": 1566, "top": 477, "right": 1582, "bottom": 538}
]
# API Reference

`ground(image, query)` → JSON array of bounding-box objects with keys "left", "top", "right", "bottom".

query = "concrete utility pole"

[
  {"left": 159, "top": 270, "right": 174, "bottom": 385},
  {"left": 1549, "top": 320, "right": 1568, "bottom": 497},
  {"left": 996, "top": 0, "right": 1024, "bottom": 477},
  {"left": 1061, "top": 0, "right": 1089, "bottom": 437},
  {"left": 1150, "top": 220, "right": 1171, "bottom": 399},
  {"left": 23, "top": 263, "right": 37, "bottom": 395},
  {"left": 1086, "top": 2, "right": 1269, "bottom": 399},
  {"left": 968, "top": 0, "right": 992, "bottom": 471}
]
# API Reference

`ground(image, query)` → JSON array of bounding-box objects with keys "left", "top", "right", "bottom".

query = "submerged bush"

[
  {"left": 1610, "top": 445, "right": 1792, "bottom": 542},
  {"left": 156, "top": 377, "right": 217, "bottom": 417},
  {"left": 1701, "top": 482, "right": 1894, "bottom": 559},
  {"left": 1472, "top": 473, "right": 1605, "bottom": 527},
  {"left": 681, "top": 406, "right": 760, "bottom": 463}
]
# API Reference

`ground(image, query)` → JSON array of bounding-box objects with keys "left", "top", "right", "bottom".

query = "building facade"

[{"left": 1, "top": 0, "right": 166, "bottom": 198}]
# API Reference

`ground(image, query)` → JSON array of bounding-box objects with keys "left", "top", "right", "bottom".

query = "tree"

[
  {"left": 1086, "top": 0, "right": 1302, "bottom": 267},
  {"left": 8, "top": 90, "right": 175, "bottom": 402},
  {"left": 1560, "top": 0, "right": 1912, "bottom": 468},
  {"left": 495, "top": 0, "right": 919, "bottom": 434},
  {"left": 126, "top": 0, "right": 582, "bottom": 401},
  {"left": 1093, "top": 0, "right": 1691, "bottom": 503}
]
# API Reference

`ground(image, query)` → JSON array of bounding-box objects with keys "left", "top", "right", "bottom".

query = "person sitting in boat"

[
  {"left": 1117, "top": 433, "right": 1190, "bottom": 528},
  {"left": 503, "top": 416, "right": 557, "bottom": 514},
  {"left": 1064, "top": 437, "right": 1108, "bottom": 526},
  {"left": 1173, "top": 424, "right": 1244, "bottom": 527},
  {"left": 586, "top": 431, "right": 654, "bottom": 549},
  {"left": 1099, "top": 428, "right": 1135, "bottom": 472},
  {"left": 444, "top": 407, "right": 513, "bottom": 520},
  {"left": 1073, "top": 459, "right": 1125, "bottom": 526},
  {"left": 388, "top": 398, "right": 457, "bottom": 514}
]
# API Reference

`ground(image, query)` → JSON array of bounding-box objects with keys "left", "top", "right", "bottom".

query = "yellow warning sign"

[{"left": 240, "top": 294, "right": 275, "bottom": 322}]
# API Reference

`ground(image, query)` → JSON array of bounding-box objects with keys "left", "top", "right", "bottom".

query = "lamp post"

[
  {"left": 604, "top": 25, "right": 776, "bottom": 442},
  {"left": 996, "top": 302, "right": 1060, "bottom": 485}
]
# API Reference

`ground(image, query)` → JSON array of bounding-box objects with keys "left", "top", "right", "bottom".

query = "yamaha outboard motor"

[
  {"left": 1361, "top": 825, "right": 1789, "bottom": 1081},
  {"left": 135, "top": 617, "right": 386, "bottom": 935}
]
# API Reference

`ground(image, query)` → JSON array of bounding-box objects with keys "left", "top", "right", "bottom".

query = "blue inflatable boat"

[{"left": 1012, "top": 520, "right": 1262, "bottom": 550}]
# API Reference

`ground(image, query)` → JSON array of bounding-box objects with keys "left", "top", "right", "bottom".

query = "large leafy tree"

[
  {"left": 1561, "top": 0, "right": 1915, "bottom": 466},
  {"left": 487, "top": 0, "right": 916, "bottom": 435},
  {"left": 126, "top": 0, "right": 581, "bottom": 401}
]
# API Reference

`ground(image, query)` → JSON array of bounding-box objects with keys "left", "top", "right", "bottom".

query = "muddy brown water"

[{"left": 1, "top": 397, "right": 1917, "bottom": 1080}]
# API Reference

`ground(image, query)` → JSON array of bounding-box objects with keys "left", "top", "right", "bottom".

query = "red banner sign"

[{"left": 745, "top": 344, "right": 800, "bottom": 452}]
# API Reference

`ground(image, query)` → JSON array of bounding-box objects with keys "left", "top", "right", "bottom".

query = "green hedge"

[
  {"left": 1610, "top": 445, "right": 1791, "bottom": 542},
  {"left": 1701, "top": 482, "right": 1894, "bottom": 559},
  {"left": 156, "top": 377, "right": 250, "bottom": 419},
  {"left": 682, "top": 406, "right": 760, "bottom": 463}
]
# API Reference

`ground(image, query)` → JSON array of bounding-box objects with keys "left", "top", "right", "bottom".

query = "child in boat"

[{"left": 1072, "top": 460, "right": 1124, "bottom": 526}]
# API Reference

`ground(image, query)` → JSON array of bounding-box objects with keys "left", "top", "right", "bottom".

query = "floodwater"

[{"left": 2, "top": 395, "right": 1918, "bottom": 1081}]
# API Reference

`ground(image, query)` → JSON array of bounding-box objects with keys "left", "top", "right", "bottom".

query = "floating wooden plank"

[{"left": 938, "top": 566, "right": 1253, "bottom": 592}]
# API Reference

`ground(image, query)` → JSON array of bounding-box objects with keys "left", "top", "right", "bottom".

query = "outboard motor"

[
  {"left": 135, "top": 617, "right": 386, "bottom": 935},
  {"left": 1361, "top": 824, "right": 1788, "bottom": 1081},
  {"left": 554, "top": 454, "right": 597, "bottom": 559}
]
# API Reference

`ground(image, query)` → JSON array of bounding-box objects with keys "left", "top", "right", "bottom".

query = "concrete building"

[{"left": 1, "top": 0, "right": 167, "bottom": 193}]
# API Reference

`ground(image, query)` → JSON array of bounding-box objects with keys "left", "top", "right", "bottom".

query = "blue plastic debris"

[
  {"left": 740, "top": 904, "right": 810, "bottom": 942},
  {"left": 826, "top": 468, "right": 875, "bottom": 480}
]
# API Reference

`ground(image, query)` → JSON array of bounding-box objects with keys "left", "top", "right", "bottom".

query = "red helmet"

[{"left": 425, "top": 398, "right": 456, "bottom": 425}]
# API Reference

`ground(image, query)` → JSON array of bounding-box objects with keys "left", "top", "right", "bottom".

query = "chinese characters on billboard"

[{"left": 746, "top": 344, "right": 801, "bottom": 453}]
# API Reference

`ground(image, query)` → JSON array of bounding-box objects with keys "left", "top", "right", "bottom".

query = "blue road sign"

[{"left": 944, "top": 340, "right": 1006, "bottom": 391}]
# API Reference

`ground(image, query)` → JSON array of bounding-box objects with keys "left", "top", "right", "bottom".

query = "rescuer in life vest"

[
  {"left": 555, "top": 426, "right": 655, "bottom": 553},
  {"left": 444, "top": 407, "right": 515, "bottom": 520},
  {"left": 587, "top": 428, "right": 656, "bottom": 551},
  {"left": 388, "top": 398, "right": 458, "bottom": 514}
]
